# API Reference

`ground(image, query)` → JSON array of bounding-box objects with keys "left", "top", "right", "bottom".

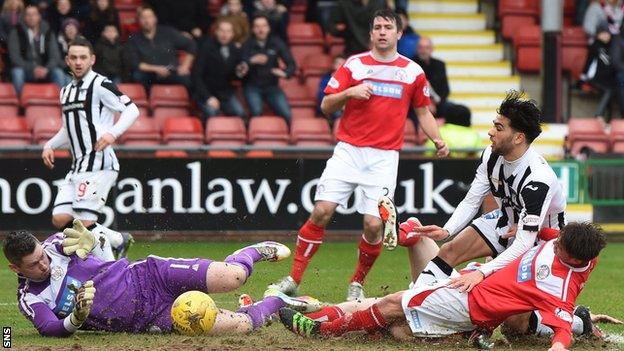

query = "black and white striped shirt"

[
  {"left": 443, "top": 145, "right": 567, "bottom": 276},
  {"left": 45, "top": 70, "right": 139, "bottom": 174}
]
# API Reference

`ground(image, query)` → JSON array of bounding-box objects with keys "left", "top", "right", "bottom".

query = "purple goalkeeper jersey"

[{"left": 17, "top": 234, "right": 211, "bottom": 336}]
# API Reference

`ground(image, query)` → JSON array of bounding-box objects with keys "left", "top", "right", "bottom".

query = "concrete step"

[
  {"left": 469, "top": 107, "right": 496, "bottom": 127},
  {"left": 434, "top": 44, "right": 504, "bottom": 62},
  {"left": 449, "top": 92, "right": 508, "bottom": 109},
  {"left": 446, "top": 61, "right": 513, "bottom": 76},
  {"left": 409, "top": 0, "right": 479, "bottom": 14},
  {"left": 450, "top": 75, "right": 521, "bottom": 93},
  {"left": 418, "top": 30, "right": 496, "bottom": 45},
  {"left": 411, "top": 13, "right": 486, "bottom": 31}
]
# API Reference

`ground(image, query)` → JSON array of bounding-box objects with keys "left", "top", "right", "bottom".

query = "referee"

[{"left": 42, "top": 36, "right": 140, "bottom": 260}]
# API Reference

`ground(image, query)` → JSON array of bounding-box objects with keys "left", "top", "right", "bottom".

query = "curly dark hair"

[
  {"left": 496, "top": 90, "right": 542, "bottom": 143},
  {"left": 370, "top": 8, "right": 402, "bottom": 31},
  {"left": 558, "top": 222, "right": 607, "bottom": 262},
  {"left": 3, "top": 230, "right": 39, "bottom": 265}
]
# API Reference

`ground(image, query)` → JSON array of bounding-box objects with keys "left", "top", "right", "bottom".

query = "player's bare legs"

[
  {"left": 406, "top": 236, "right": 440, "bottom": 282},
  {"left": 205, "top": 262, "right": 248, "bottom": 293},
  {"left": 272, "top": 201, "right": 338, "bottom": 295},
  {"left": 208, "top": 310, "right": 254, "bottom": 335}
]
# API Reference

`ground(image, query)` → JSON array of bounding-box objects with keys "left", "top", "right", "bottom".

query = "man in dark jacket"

[
  {"left": 193, "top": 18, "right": 245, "bottom": 121},
  {"left": 146, "top": 0, "right": 210, "bottom": 40},
  {"left": 127, "top": 5, "right": 196, "bottom": 91},
  {"left": 8, "top": 5, "right": 68, "bottom": 94},
  {"left": 327, "top": 0, "right": 387, "bottom": 56},
  {"left": 240, "top": 14, "right": 296, "bottom": 121}
]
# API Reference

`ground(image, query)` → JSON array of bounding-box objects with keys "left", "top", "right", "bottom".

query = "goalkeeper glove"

[
  {"left": 69, "top": 280, "right": 96, "bottom": 327},
  {"left": 63, "top": 219, "right": 96, "bottom": 259}
]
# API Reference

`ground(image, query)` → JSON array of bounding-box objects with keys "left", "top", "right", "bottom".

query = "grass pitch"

[{"left": 1, "top": 241, "right": 623, "bottom": 350}]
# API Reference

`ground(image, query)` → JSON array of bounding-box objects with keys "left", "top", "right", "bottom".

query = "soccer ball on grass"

[{"left": 171, "top": 290, "right": 218, "bottom": 335}]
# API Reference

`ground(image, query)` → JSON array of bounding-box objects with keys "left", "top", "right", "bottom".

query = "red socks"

[
  {"left": 305, "top": 305, "right": 345, "bottom": 322},
  {"left": 290, "top": 219, "right": 325, "bottom": 284},
  {"left": 320, "top": 304, "right": 388, "bottom": 336},
  {"left": 350, "top": 235, "right": 382, "bottom": 284}
]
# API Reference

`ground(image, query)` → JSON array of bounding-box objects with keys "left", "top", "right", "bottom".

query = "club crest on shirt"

[
  {"left": 536, "top": 264, "right": 550, "bottom": 280},
  {"left": 394, "top": 69, "right": 407, "bottom": 82},
  {"left": 51, "top": 266, "right": 64, "bottom": 281}
]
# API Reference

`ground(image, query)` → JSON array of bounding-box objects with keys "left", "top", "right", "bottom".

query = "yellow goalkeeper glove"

[
  {"left": 62, "top": 219, "right": 96, "bottom": 259},
  {"left": 69, "top": 280, "right": 96, "bottom": 327}
]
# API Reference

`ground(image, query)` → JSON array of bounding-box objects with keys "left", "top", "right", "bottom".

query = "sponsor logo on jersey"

[
  {"left": 555, "top": 308, "right": 573, "bottom": 323},
  {"left": 364, "top": 80, "right": 403, "bottom": 99},
  {"left": 536, "top": 264, "right": 550, "bottom": 280},
  {"left": 61, "top": 102, "right": 85, "bottom": 111},
  {"left": 483, "top": 209, "right": 502, "bottom": 220},
  {"left": 53, "top": 277, "right": 81, "bottom": 317},
  {"left": 517, "top": 245, "right": 539, "bottom": 282},
  {"left": 410, "top": 310, "right": 422, "bottom": 329}
]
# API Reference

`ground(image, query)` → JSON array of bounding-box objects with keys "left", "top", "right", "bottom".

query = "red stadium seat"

[
  {"left": 301, "top": 54, "right": 333, "bottom": 78},
  {"left": 25, "top": 106, "right": 62, "bottom": 129},
  {"left": 279, "top": 79, "right": 315, "bottom": 108},
  {"left": 291, "top": 107, "right": 317, "bottom": 121},
  {"left": 609, "top": 120, "right": 624, "bottom": 153},
  {"left": 21, "top": 83, "right": 60, "bottom": 107},
  {"left": 287, "top": 23, "right": 324, "bottom": 45},
  {"left": 290, "top": 3, "right": 307, "bottom": 23},
  {"left": 117, "top": 83, "right": 148, "bottom": 108},
  {"left": 0, "top": 83, "right": 19, "bottom": 106},
  {"left": 162, "top": 116, "right": 203, "bottom": 146},
  {"left": 0, "top": 116, "right": 31, "bottom": 144},
  {"left": 568, "top": 118, "right": 610, "bottom": 155},
  {"left": 119, "top": 10, "right": 139, "bottom": 41},
  {"left": 114, "top": 0, "right": 141, "bottom": 11},
  {"left": 118, "top": 116, "right": 161, "bottom": 146},
  {"left": 502, "top": 15, "right": 537, "bottom": 40},
  {"left": 291, "top": 118, "right": 332, "bottom": 146},
  {"left": 290, "top": 45, "right": 326, "bottom": 67},
  {"left": 153, "top": 107, "right": 191, "bottom": 128},
  {"left": 32, "top": 116, "right": 62, "bottom": 144},
  {"left": 514, "top": 25, "right": 541, "bottom": 73},
  {"left": 403, "top": 119, "right": 417, "bottom": 147},
  {"left": 325, "top": 34, "right": 345, "bottom": 56},
  {"left": 562, "top": 27, "right": 589, "bottom": 80},
  {"left": 0, "top": 105, "right": 19, "bottom": 117},
  {"left": 150, "top": 85, "right": 190, "bottom": 109},
  {"left": 248, "top": 116, "right": 290, "bottom": 145},
  {"left": 205, "top": 116, "right": 247, "bottom": 145},
  {"left": 499, "top": 0, "right": 539, "bottom": 40},
  {"left": 305, "top": 76, "right": 323, "bottom": 100}
]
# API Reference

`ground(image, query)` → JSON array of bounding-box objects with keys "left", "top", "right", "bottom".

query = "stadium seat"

[
  {"left": 20, "top": 83, "right": 60, "bottom": 107},
  {"left": 291, "top": 107, "right": 317, "bottom": 121},
  {"left": 248, "top": 116, "right": 290, "bottom": 146},
  {"left": 114, "top": 0, "right": 141, "bottom": 11},
  {"left": 117, "top": 83, "right": 148, "bottom": 108},
  {"left": 205, "top": 116, "right": 247, "bottom": 145},
  {"left": 609, "top": 120, "right": 624, "bottom": 153},
  {"left": 25, "top": 106, "right": 62, "bottom": 130},
  {"left": 0, "top": 105, "right": 19, "bottom": 117},
  {"left": 119, "top": 9, "right": 139, "bottom": 41},
  {"left": 499, "top": 0, "right": 539, "bottom": 40},
  {"left": 0, "top": 83, "right": 19, "bottom": 106},
  {"left": 291, "top": 118, "right": 332, "bottom": 146},
  {"left": 32, "top": 116, "right": 62, "bottom": 145},
  {"left": 514, "top": 25, "right": 541, "bottom": 73},
  {"left": 567, "top": 118, "right": 610, "bottom": 155},
  {"left": 502, "top": 15, "right": 537, "bottom": 41},
  {"left": 0, "top": 116, "right": 31, "bottom": 144},
  {"left": 305, "top": 76, "right": 323, "bottom": 101},
  {"left": 162, "top": 116, "right": 203, "bottom": 146},
  {"left": 301, "top": 54, "right": 333, "bottom": 78},
  {"left": 153, "top": 107, "right": 192, "bottom": 128},
  {"left": 290, "top": 45, "right": 326, "bottom": 67},
  {"left": 325, "top": 34, "right": 345, "bottom": 56},
  {"left": 290, "top": 3, "right": 307, "bottom": 23},
  {"left": 279, "top": 79, "right": 315, "bottom": 108},
  {"left": 403, "top": 119, "right": 417, "bottom": 147},
  {"left": 287, "top": 23, "right": 324, "bottom": 45},
  {"left": 150, "top": 85, "right": 190, "bottom": 109},
  {"left": 118, "top": 116, "right": 161, "bottom": 146},
  {"left": 562, "top": 27, "right": 588, "bottom": 80}
]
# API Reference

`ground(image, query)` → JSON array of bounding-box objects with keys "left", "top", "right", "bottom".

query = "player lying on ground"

[
  {"left": 280, "top": 222, "right": 609, "bottom": 351},
  {"left": 3, "top": 220, "right": 317, "bottom": 337}
]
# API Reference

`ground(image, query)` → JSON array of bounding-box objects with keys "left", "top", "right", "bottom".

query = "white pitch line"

[
  {"left": 605, "top": 333, "right": 624, "bottom": 344},
  {"left": 0, "top": 302, "right": 17, "bottom": 306}
]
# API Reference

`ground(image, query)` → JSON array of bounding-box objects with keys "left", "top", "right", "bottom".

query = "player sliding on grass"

[
  {"left": 3, "top": 220, "right": 318, "bottom": 337},
  {"left": 280, "top": 222, "right": 612, "bottom": 351}
]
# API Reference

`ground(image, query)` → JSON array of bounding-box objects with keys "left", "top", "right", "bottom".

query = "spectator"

[
  {"left": 220, "top": 0, "right": 250, "bottom": 46},
  {"left": 57, "top": 17, "right": 79, "bottom": 57},
  {"left": 396, "top": 7, "right": 419, "bottom": 57},
  {"left": 584, "top": 0, "right": 623, "bottom": 40},
  {"left": 94, "top": 24, "right": 123, "bottom": 83},
  {"left": 127, "top": 5, "right": 196, "bottom": 91},
  {"left": 425, "top": 104, "right": 479, "bottom": 157},
  {"left": 193, "top": 19, "right": 246, "bottom": 121},
  {"left": 240, "top": 14, "right": 295, "bottom": 121},
  {"left": 146, "top": 0, "right": 210, "bottom": 40},
  {"left": 327, "top": 0, "right": 388, "bottom": 56},
  {"left": 413, "top": 37, "right": 471, "bottom": 121},
  {"left": 83, "top": 0, "right": 120, "bottom": 43},
  {"left": 8, "top": 5, "right": 68, "bottom": 93},
  {"left": 254, "top": 0, "right": 288, "bottom": 42},
  {"left": 0, "top": 0, "right": 24, "bottom": 44},
  {"left": 317, "top": 54, "right": 345, "bottom": 120},
  {"left": 46, "top": 0, "right": 77, "bottom": 34},
  {"left": 581, "top": 24, "right": 623, "bottom": 122}
]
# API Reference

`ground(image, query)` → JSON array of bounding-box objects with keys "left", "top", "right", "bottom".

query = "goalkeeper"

[{"left": 3, "top": 221, "right": 317, "bottom": 336}]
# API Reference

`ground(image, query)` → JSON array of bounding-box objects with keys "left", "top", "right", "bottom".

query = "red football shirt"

[
  {"left": 468, "top": 240, "right": 596, "bottom": 348},
  {"left": 324, "top": 51, "right": 431, "bottom": 150}
]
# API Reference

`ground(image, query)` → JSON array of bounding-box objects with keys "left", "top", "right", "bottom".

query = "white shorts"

[
  {"left": 314, "top": 142, "right": 399, "bottom": 217},
  {"left": 401, "top": 280, "right": 475, "bottom": 337},
  {"left": 470, "top": 209, "right": 513, "bottom": 257},
  {"left": 53, "top": 170, "right": 118, "bottom": 221}
]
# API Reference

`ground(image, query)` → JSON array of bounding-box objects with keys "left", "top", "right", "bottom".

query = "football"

[{"left": 171, "top": 291, "right": 218, "bottom": 336}]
